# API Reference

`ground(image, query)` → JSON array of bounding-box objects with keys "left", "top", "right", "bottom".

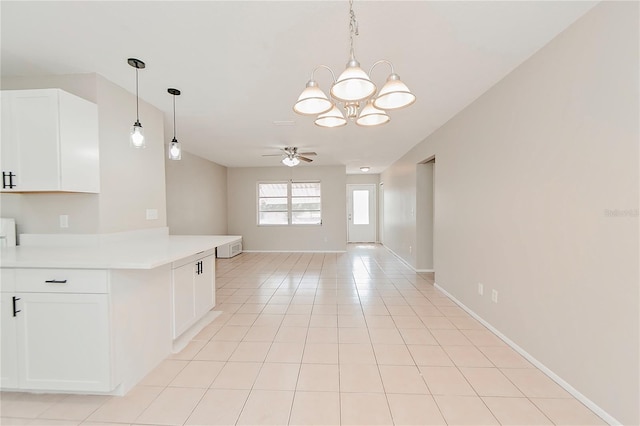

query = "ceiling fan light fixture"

[
  {"left": 282, "top": 156, "right": 300, "bottom": 167},
  {"left": 373, "top": 73, "right": 416, "bottom": 110},
  {"left": 293, "top": 80, "right": 333, "bottom": 115},
  {"left": 315, "top": 105, "right": 347, "bottom": 128},
  {"left": 356, "top": 100, "right": 390, "bottom": 126}
]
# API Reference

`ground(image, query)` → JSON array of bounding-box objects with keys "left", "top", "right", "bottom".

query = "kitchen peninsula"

[{"left": 0, "top": 230, "right": 240, "bottom": 396}]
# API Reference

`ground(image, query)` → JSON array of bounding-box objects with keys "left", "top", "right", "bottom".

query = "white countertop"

[{"left": 0, "top": 235, "right": 242, "bottom": 269}]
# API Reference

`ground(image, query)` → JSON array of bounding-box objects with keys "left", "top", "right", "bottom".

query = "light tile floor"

[{"left": 1, "top": 245, "right": 607, "bottom": 425}]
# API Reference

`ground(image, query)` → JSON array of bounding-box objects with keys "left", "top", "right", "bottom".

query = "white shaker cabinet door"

[
  {"left": 16, "top": 292, "right": 112, "bottom": 392},
  {"left": 194, "top": 255, "right": 215, "bottom": 317},
  {"left": 0, "top": 293, "right": 19, "bottom": 388},
  {"left": 172, "top": 262, "right": 196, "bottom": 339}
]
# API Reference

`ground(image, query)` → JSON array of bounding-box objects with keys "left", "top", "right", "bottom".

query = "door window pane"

[{"left": 353, "top": 190, "right": 369, "bottom": 225}]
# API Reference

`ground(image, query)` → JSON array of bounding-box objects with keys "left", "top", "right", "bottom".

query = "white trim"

[
  {"left": 434, "top": 283, "right": 621, "bottom": 426},
  {"left": 242, "top": 250, "right": 346, "bottom": 253},
  {"left": 383, "top": 244, "right": 417, "bottom": 271}
]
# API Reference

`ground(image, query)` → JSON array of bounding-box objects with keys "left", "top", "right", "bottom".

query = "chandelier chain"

[{"left": 348, "top": 0, "right": 359, "bottom": 59}]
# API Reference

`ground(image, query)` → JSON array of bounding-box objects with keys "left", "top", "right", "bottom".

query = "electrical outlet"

[
  {"left": 491, "top": 289, "right": 499, "bottom": 303},
  {"left": 478, "top": 283, "right": 484, "bottom": 296},
  {"left": 59, "top": 215, "right": 69, "bottom": 228},
  {"left": 146, "top": 209, "right": 158, "bottom": 220}
]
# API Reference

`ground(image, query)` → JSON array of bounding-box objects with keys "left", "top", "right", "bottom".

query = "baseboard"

[
  {"left": 242, "top": 250, "right": 347, "bottom": 253},
  {"left": 434, "top": 283, "right": 620, "bottom": 426},
  {"left": 382, "top": 244, "right": 418, "bottom": 271}
]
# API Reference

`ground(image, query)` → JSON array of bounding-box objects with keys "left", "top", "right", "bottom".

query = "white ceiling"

[{"left": 1, "top": 1, "right": 597, "bottom": 174}]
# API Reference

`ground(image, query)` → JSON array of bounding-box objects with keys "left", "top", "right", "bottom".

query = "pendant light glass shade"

[
  {"left": 128, "top": 58, "right": 146, "bottom": 148},
  {"left": 315, "top": 105, "right": 347, "bottom": 128},
  {"left": 356, "top": 101, "right": 390, "bottom": 126},
  {"left": 330, "top": 59, "right": 376, "bottom": 102},
  {"left": 373, "top": 73, "right": 416, "bottom": 110},
  {"left": 282, "top": 156, "right": 300, "bottom": 167},
  {"left": 130, "top": 121, "right": 145, "bottom": 148},
  {"left": 293, "top": 81, "right": 333, "bottom": 115},
  {"left": 168, "top": 138, "right": 181, "bottom": 160}
]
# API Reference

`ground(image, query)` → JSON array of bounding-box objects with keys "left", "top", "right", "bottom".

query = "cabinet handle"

[
  {"left": 44, "top": 279, "right": 68, "bottom": 284},
  {"left": 2, "top": 171, "right": 16, "bottom": 189},
  {"left": 12, "top": 296, "right": 20, "bottom": 317}
]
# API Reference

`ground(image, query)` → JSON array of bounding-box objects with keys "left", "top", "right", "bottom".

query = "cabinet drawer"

[
  {"left": 16, "top": 269, "right": 108, "bottom": 294},
  {"left": 171, "top": 249, "right": 215, "bottom": 269}
]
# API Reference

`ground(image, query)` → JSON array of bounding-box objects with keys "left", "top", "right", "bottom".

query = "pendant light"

[
  {"left": 167, "top": 88, "right": 181, "bottom": 160},
  {"left": 293, "top": 0, "right": 415, "bottom": 127},
  {"left": 127, "top": 58, "right": 146, "bottom": 148}
]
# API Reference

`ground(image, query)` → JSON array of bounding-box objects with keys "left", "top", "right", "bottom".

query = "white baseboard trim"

[
  {"left": 382, "top": 244, "right": 416, "bottom": 271},
  {"left": 434, "top": 283, "right": 620, "bottom": 426},
  {"left": 242, "top": 250, "right": 347, "bottom": 253}
]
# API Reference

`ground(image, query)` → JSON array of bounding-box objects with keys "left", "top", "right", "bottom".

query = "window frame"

[{"left": 257, "top": 180, "right": 322, "bottom": 226}]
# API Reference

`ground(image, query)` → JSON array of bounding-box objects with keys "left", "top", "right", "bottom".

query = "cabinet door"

[
  {"left": 194, "top": 256, "right": 215, "bottom": 316},
  {"left": 16, "top": 292, "right": 112, "bottom": 392},
  {"left": 9, "top": 90, "right": 61, "bottom": 191},
  {"left": 0, "top": 293, "right": 18, "bottom": 388},
  {"left": 172, "top": 263, "right": 196, "bottom": 339}
]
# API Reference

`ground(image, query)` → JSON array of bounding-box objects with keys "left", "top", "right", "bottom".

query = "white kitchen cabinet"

[
  {"left": 0, "top": 293, "right": 19, "bottom": 388},
  {"left": 0, "top": 89, "right": 100, "bottom": 193},
  {"left": 172, "top": 250, "right": 216, "bottom": 339},
  {"left": 1, "top": 269, "right": 113, "bottom": 392}
]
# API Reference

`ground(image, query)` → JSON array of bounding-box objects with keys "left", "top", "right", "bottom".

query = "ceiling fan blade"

[
  {"left": 298, "top": 156, "right": 313, "bottom": 162},
  {"left": 297, "top": 152, "right": 317, "bottom": 156}
]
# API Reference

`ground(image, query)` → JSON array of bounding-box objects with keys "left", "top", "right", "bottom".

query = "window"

[{"left": 258, "top": 181, "right": 321, "bottom": 225}]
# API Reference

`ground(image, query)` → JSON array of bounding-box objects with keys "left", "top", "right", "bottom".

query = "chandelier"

[{"left": 293, "top": 0, "right": 416, "bottom": 127}]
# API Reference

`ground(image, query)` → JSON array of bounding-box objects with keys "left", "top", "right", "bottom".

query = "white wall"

[
  {"left": 165, "top": 151, "right": 227, "bottom": 235},
  {"left": 0, "top": 73, "right": 167, "bottom": 235},
  {"left": 228, "top": 166, "right": 346, "bottom": 251},
  {"left": 381, "top": 2, "right": 638, "bottom": 424}
]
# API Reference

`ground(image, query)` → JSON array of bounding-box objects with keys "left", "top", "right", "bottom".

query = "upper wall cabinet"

[{"left": 1, "top": 89, "right": 100, "bottom": 193}]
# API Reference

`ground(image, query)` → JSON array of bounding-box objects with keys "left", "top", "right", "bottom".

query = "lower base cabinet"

[
  {"left": 1, "top": 269, "right": 112, "bottom": 392},
  {"left": 172, "top": 250, "right": 215, "bottom": 339}
]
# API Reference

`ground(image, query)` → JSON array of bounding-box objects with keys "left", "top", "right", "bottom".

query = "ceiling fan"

[{"left": 262, "top": 146, "right": 317, "bottom": 167}]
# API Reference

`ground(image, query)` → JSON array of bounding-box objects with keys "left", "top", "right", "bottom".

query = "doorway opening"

[{"left": 416, "top": 159, "right": 435, "bottom": 271}]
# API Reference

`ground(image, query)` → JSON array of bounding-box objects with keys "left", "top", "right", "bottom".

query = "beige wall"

[
  {"left": 228, "top": 166, "right": 346, "bottom": 251},
  {"left": 381, "top": 3, "right": 638, "bottom": 424},
  {"left": 165, "top": 151, "right": 227, "bottom": 235},
  {"left": 0, "top": 73, "right": 167, "bottom": 235}
]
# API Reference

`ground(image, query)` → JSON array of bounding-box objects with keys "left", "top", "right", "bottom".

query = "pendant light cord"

[
  {"left": 348, "top": 0, "right": 359, "bottom": 60},
  {"left": 172, "top": 94, "right": 176, "bottom": 139},
  {"left": 135, "top": 68, "right": 140, "bottom": 122}
]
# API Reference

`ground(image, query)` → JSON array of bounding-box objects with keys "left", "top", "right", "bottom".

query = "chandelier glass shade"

[{"left": 293, "top": 0, "right": 415, "bottom": 128}]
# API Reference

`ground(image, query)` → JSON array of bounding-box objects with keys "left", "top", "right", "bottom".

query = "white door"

[{"left": 347, "top": 184, "right": 376, "bottom": 243}]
